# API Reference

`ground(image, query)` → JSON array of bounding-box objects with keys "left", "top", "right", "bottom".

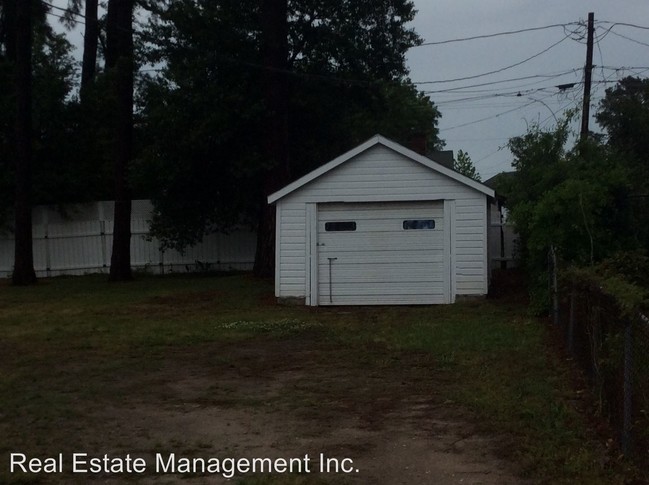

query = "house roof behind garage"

[{"left": 268, "top": 134, "right": 495, "bottom": 204}]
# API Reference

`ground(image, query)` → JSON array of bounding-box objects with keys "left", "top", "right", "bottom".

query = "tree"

[
  {"left": 596, "top": 76, "right": 649, "bottom": 249},
  {"left": 58, "top": 0, "right": 99, "bottom": 96},
  {"left": 12, "top": 0, "right": 36, "bottom": 285},
  {"left": 134, "top": 0, "right": 265, "bottom": 253},
  {"left": 55, "top": 0, "right": 116, "bottom": 204},
  {"left": 497, "top": 119, "right": 633, "bottom": 312},
  {"left": 1, "top": 2, "right": 89, "bottom": 222},
  {"left": 254, "top": 0, "right": 291, "bottom": 276},
  {"left": 136, "top": 0, "right": 442, "bottom": 270},
  {"left": 453, "top": 150, "right": 480, "bottom": 181},
  {"left": 596, "top": 77, "right": 649, "bottom": 248},
  {"left": 596, "top": 76, "right": 649, "bottom": 170},
  {"left": 105, "top": 0, "right": 135, "bottom": 281},
  {"left": 31, "top": 27, "right": 94, "bottom": 205},
  {"left": 0, "top": 0, "right": 17, "bottom": 228},
  {"left": 81, "top": 0, "right": 99, "bottom": 95}
]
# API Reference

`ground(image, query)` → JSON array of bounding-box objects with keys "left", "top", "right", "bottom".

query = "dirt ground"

[{"left": 61, "top": 336, "right": 527, "bottom": 484}]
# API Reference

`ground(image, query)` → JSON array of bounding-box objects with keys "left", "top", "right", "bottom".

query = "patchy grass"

[{"left": 0, "top": 273, "right": 637, "bottom": 483}]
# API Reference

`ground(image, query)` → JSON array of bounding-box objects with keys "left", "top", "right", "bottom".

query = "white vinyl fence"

[{"left": 0, "top": 200, "right": 257, "bottom": 278}]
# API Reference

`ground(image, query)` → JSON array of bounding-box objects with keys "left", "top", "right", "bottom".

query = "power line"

[
  {"left": 595, "top": 26, "right": 607, "bottom": 98},
  {"left": 415, "top": 23, "right": 580, "bottom": 47},
  {"left": 446, "top": 136, "right": 511, "bottom": 142},
  {"left": 42, "top": 1, "right": 78, "bottom": 15},
  {"left": 597, "top": 21, "right": 649, "bottom": 31},
  {"left": 45, "top": 8, "right": 86, "bottom": 27},
  {"left": 432, "top": 86, "right": 574, "bottom": 107},
  {"left": 413, "top": 35, "right": 571, "bottom": 85},
  {"left": 420, "top": 69, "right": 581, "bottom": 94},
  {"left": 608, "top": 30, "right": 649, "bottom": 48},
  {"left": 476, "top": 147, "right": 507, "bottom": 165},
  {"left": 599, "top": 65, "right": 649, "bottom": 71},
  {"left": 42, "top": 0, "right": 87, "bottom": 23},
  {"left": 440, "top": 99, "right": 540, "bottom": 131}
]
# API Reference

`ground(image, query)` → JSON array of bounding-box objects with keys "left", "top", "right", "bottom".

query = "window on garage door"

[
  {"left": 325, "top": 221, "right": 357, "bottom": 232},
  {"left": 402, "top": 219, "right": 435, "bottom": 230}
]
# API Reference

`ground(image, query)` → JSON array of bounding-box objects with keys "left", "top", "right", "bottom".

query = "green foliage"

[
  {"left": 0, "top": 9, "right": 90, "bottom": 228},
  {"left": 596, "top": 77, "right": 649, "bottom": 174},
  {"left": 453, "top": 149, "right": 480, "bottom": 181},
  {"left": 133, "top": 0, "right": 265, "bottom": 250},
  {"left": 0, "top": 5, "right": 115, "bottom": 229},
  {"left": 1, "top": 0, "right": 442, "bottom": 255},
  {"left": 500, "top": 77, "right": 649, "bottom": 314},
  {"left": 596, "top": 249, "right": 649, "bottom": 287},
  {"left": 30, "top": 30, "right": 112, "bottom": 205},
  {"left": 565, "top": 250, "right": 649, "bottom": 316},
  {"left": 499, "top": 117, "right": 637, "bottom": 312},
  {"left": 135, "top": 0, "right": 443, "bottom": 252},
  {"left": 563, "top": 260, "right": 649, "bottom": 318},
  {"left": 288, "top": 0, "right": 420, "bottom": 79},
  {"left": 596, "top": 76, "right": 649, "bottom": 249}
]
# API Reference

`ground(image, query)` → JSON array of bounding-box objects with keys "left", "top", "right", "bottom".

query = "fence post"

[
  {"left": 551, "top": 245, "right": 559, "bottom": 325},
  {"left": 44, "top": 209, "right": 51, "bottom": 277},
  {"left": 622, "top": 318, "right": 633, "bottom": 456},
  {"left": 98, "top": 202, "right": 108, "bottom": 272},
  {"left": 568, "top": 289, "right": 575, "bottom": 354},
  {"left": 591, "top": 299, "right": 601, "bottom": 382}
]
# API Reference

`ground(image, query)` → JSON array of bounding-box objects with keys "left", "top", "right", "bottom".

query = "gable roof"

[{"left": 268, "top": 134, "right": 495, "bottom": 204}]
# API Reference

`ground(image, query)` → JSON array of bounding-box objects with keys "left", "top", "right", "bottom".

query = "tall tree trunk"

[
  {"left": 1, "top": 0, "right": 17, "bottom": 61},
  {"left": 12, "top": 0, "right": 36, "bottom": 285},
  {"left": 105, "top": 0, "right": 134, "bottom": 281},
  {"left": 253, "top": 0, "right": 290, "bottom": 277},
  {"left": 80, "top": 0, "right": 98, "bottom": 97}
]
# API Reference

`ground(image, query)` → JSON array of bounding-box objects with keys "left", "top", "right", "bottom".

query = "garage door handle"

[
  {"left": 317, "top": 243, "right": 325, "bottom": 246},
  {"left": 327, "top": 257, "right": 337, "bottom": 303}
]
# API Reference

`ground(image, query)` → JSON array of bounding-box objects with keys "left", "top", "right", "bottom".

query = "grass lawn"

[{"left": 0, "top": 273, "right": 637, "bottom": 483}]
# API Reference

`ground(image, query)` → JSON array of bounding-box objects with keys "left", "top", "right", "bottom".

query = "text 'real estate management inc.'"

[{"left": 8, "top": 452, "right": 360, "bottom": 479}]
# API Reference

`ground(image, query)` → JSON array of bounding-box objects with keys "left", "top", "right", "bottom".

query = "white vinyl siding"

[
  {"left": 276, "top": 203, "right": 307, "bottom": 297},
  {"left": 274, "top": 143, "right": 490, "bottom": 302},
  {"left": 455, "top": 198, "right": 489, "bottom": 294}
]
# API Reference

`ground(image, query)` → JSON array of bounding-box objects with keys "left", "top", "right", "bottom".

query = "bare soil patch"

[{"left": 66, "top": 337, "right": 525, "bottom": 484}]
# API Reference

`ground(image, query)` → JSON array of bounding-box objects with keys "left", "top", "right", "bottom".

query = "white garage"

[{"left": 268, "top": 135, "right": 495, "bottom": 306}]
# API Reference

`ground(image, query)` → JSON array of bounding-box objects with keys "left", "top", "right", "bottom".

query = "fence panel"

[
  {"left": 559, "top": 283, "right": 649, "bottom": 459},
  {"left": 0, "top": 200, "right": 256, "bottom": 277}
]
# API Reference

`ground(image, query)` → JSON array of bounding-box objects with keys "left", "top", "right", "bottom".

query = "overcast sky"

[
  {"left": 50, "top": 1, "right": 648, "bottom": 180},
  {"left": 407, "top": 1, "right": 649, "bottom": 180}
]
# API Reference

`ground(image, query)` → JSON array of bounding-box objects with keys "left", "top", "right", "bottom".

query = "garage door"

[{"left": 317, "top": 201, "right": 446, "bottom": 305}]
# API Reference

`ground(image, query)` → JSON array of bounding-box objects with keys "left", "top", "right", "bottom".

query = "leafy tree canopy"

[
  {"left": 596, "top": 76, "right": 649, "bottom": 249},
  {"left": 596, "top": 76, "right": 649, "bottom": 169},
  {"left": 135, "top": 0, "right": 443, "bottom": 252},
  {"left": 496, "top": 116, "right": 635, "bottom": 312}
]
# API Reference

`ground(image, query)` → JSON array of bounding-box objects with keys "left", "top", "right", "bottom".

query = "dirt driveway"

[{"left": 75, "top": 337, "right": 524, "bottom": 484}]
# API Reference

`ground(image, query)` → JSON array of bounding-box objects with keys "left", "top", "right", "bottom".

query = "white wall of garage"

[{"left": 269, "top": 135, "right": 495, "bottom": 305}]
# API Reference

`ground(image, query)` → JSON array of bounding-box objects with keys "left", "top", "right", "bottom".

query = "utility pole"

[{"left": 580, "top": 12, "right": 595, "bottom": 142}]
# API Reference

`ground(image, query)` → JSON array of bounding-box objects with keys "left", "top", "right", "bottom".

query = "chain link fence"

[{"left": 556, "top": 279, "right": 649, "bottom": 460}]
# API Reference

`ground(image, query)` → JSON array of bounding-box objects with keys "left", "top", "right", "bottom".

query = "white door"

[{"left": 316, "top": 201, "right": 446, "bottom": 305}]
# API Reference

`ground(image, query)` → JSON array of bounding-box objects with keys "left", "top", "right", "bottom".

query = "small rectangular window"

[
  {"left": 325, "top": 221, "right": 356, "bottom": 232},
  {"left": 403, "top": 219, "right": 435, "bottom": 230}
]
